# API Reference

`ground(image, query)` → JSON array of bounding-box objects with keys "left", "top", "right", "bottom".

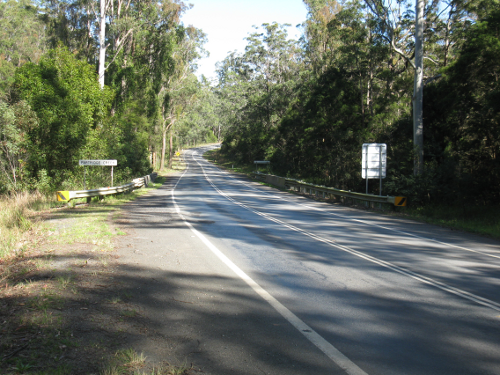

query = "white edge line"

[{"left": 172, "top": 155, "right": 369, "bottom": 375}]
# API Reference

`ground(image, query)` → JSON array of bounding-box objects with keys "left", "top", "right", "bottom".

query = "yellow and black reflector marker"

[
  {"left": 57, "top": 191, "right": 70, "bottom": 202},
  {"left": 394, "top": 196, "right": 407, "bottom": 207}
]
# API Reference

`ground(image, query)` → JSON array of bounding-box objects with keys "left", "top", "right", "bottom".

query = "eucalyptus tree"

[
  {"left": 217, "top": 23, "right": 303, "bottom": 163},
  {"left": 0, "top": 0, "right": 46, "bottom": 94},
  {"left": 215, "top": 52, "right": 250, "bottom": 139},
  {"left": 97, "top": 0, "right": 187, "bottom": 89},
  {"left": 157, "top": 25, "right": 206, "bottom": 169},
  {"left": 40, "top": 0, "right": 97, "bottom": 63},
  {"left": 191, "top": 80, "right": 222, "bottom": 142},
  {"left": 302, "top": 0, "right": 343, "bottom": 74},
  {"left": 176, "top": 81, "right": 220, "bottom": 148},
  {"left": 422, "top": 4, "right": 500, "bottom": 203},
  {"left": 242, "top": 23, "right": 303, "bottom": 129},
  {"left": 362, "top": 0, "right": 473, "bottom": 174}
]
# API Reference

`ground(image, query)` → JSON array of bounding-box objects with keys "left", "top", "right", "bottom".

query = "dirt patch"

[{"left": 0, "top": 203, "right": 198, "bottom": 375}]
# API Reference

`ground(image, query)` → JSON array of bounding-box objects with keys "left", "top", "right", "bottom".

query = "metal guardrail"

[
  {"left": 56, "top": 172, "right": 158, "bottom": 203},
  {"left": 251, "top": 172, "right": 406, "bottom": 206}
]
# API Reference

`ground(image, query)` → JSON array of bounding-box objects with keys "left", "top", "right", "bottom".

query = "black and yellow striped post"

[
  {"left": 57, "top": 191, "right": 70, "bottom": 202},
  {"left": 394, "top": 196, "right": 407, "bottom": 207}
]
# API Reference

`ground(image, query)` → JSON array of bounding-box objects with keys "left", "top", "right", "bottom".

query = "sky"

[{"left": 181, "top": 0, "right": 309, "bottom": 81}]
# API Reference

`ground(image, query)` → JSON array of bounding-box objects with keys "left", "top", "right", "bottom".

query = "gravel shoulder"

[{"left": 0, "top": 174, "right": 198, "bottom": 375}]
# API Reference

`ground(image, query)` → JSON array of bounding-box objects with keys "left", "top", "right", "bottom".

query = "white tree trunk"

[
  {"left": 413, "top": 0, "right": 424, "bottom": 175},
  {"left": 98, "top": 0, "right": 107, "bottom": 88},
  {"left": 168, "top": 131, "right": 173, "bottom": 169},
  {"left": 160, "top": 128, "right": 166, "bottom": 170}
]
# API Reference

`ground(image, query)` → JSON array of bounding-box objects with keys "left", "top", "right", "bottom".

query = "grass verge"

[
  {"left": 0, "top": 192, "right": 59, "bottom": 259},
  {"left": 400, "top": 204, "right": 500, "bottom": 238}
]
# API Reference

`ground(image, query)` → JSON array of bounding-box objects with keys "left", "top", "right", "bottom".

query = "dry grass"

[{"left": 0, "top": 191, "right": 55, "bottom": 259}]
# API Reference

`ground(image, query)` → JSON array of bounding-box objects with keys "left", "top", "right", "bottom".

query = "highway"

[{"left": 124, "top": 145, "right": 500, "bottom": 375}]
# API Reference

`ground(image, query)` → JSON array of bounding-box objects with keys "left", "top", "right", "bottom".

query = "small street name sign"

[{"left": 79, "top": 160, "right": 117, "bottom": 166}]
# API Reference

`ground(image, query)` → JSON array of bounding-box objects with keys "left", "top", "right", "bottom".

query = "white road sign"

[
  {"left": 362, "top": 143, "right": 386, "bottom": 179},
  {"left": 79, "top": 160, "right": 117, "bottom": 166}
]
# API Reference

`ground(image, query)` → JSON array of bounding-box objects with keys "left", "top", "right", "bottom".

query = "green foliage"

[
  {"left": 217, "top": 22, "right": 304, "bottom": 164},
  {"left": 216, "top": 1, "right": 500, "bottom": 209},
  {"left": 0, "top": 0, "right": 46, "bottom": 95},
  {"left": 112, "top": 100, "right": 153, "bottom": 177},
  {"left": 0, "top": 100, "right": 38, "bottom": 193},
  {"left": 0, "top": 0, "right": 208, "bottom": 196},
  {"left": 275, "top": 66, "right": 367, "bottom": 189},
  {"left": 1, "top": 0, "right": 499, "bottom": 215},
  {"left": 423, "top": 5, "right": 500, "bottom": 204},
  {"left": 13, "top": 46, "right": 114, "bottom": 185}
]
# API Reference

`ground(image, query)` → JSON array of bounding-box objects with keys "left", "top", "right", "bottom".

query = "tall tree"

[
  {"left": 423, "top": 5, "right": 500, "bottom": 202},
  {"left": 216, "top": 23, "right": 303, "bottom": 163},
  {"left": 303, "top": 0, "right": 343, "bottom": 74},
  {"left": 0, "top": 0, "right": 46, "bottom": 95},
  {"left": 414, "top": 0, "right": 424, "bottom": 174},
  {"left": 158, "top": 25, "right": 205, "bottom": 169},
  {"left": 363, "top": 0, "right": 452, "bottom": 174}
]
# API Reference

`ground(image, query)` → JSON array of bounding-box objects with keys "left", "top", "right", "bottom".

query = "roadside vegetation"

[
  {"left": 400, "top": 205, "right": 500, "bottom": 239},
  {"left": 2, "top": 0, "right": 500, "bottom": 369},
  {"left": 0, "top": 3, "right": 210, "bottom": 368},
  {"left": 0, "top": 192, "right": 56, "bottom": 259},
  {"left": 0, "top": 0, "right": 217, "bottom": 198}
]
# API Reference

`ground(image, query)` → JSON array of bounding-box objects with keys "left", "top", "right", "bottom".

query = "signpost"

[
  {"left": 79, "top": 160, "right": 117, "bottom": 166},
  {"left": 79, "top": 160, "right": 117, "bottom": 189},
  {"left": 362, "top": 144, "right": 387, "bottom": 196}
]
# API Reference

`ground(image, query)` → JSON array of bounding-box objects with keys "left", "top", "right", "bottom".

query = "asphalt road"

[{"left": 118, "top": 145, "right": 500, "bottom": 375}]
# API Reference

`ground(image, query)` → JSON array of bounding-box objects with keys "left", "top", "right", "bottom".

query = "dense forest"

[
  {"left": 1, "top": 0, "right": 499, "bottom": 209},
  {"left": 216, "top": 0, "right": 500, "bottom": 207},
  {"left": 0, "top": 0, "right": 217, "bottom": 194}
]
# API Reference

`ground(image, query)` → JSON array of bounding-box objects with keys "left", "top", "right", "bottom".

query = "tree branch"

[
  {"left": 424, "top": 56, "right": 439, "bottom": 65},
  {"left": 105, "top": 29, "right": 134, "bottom": 69}
]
